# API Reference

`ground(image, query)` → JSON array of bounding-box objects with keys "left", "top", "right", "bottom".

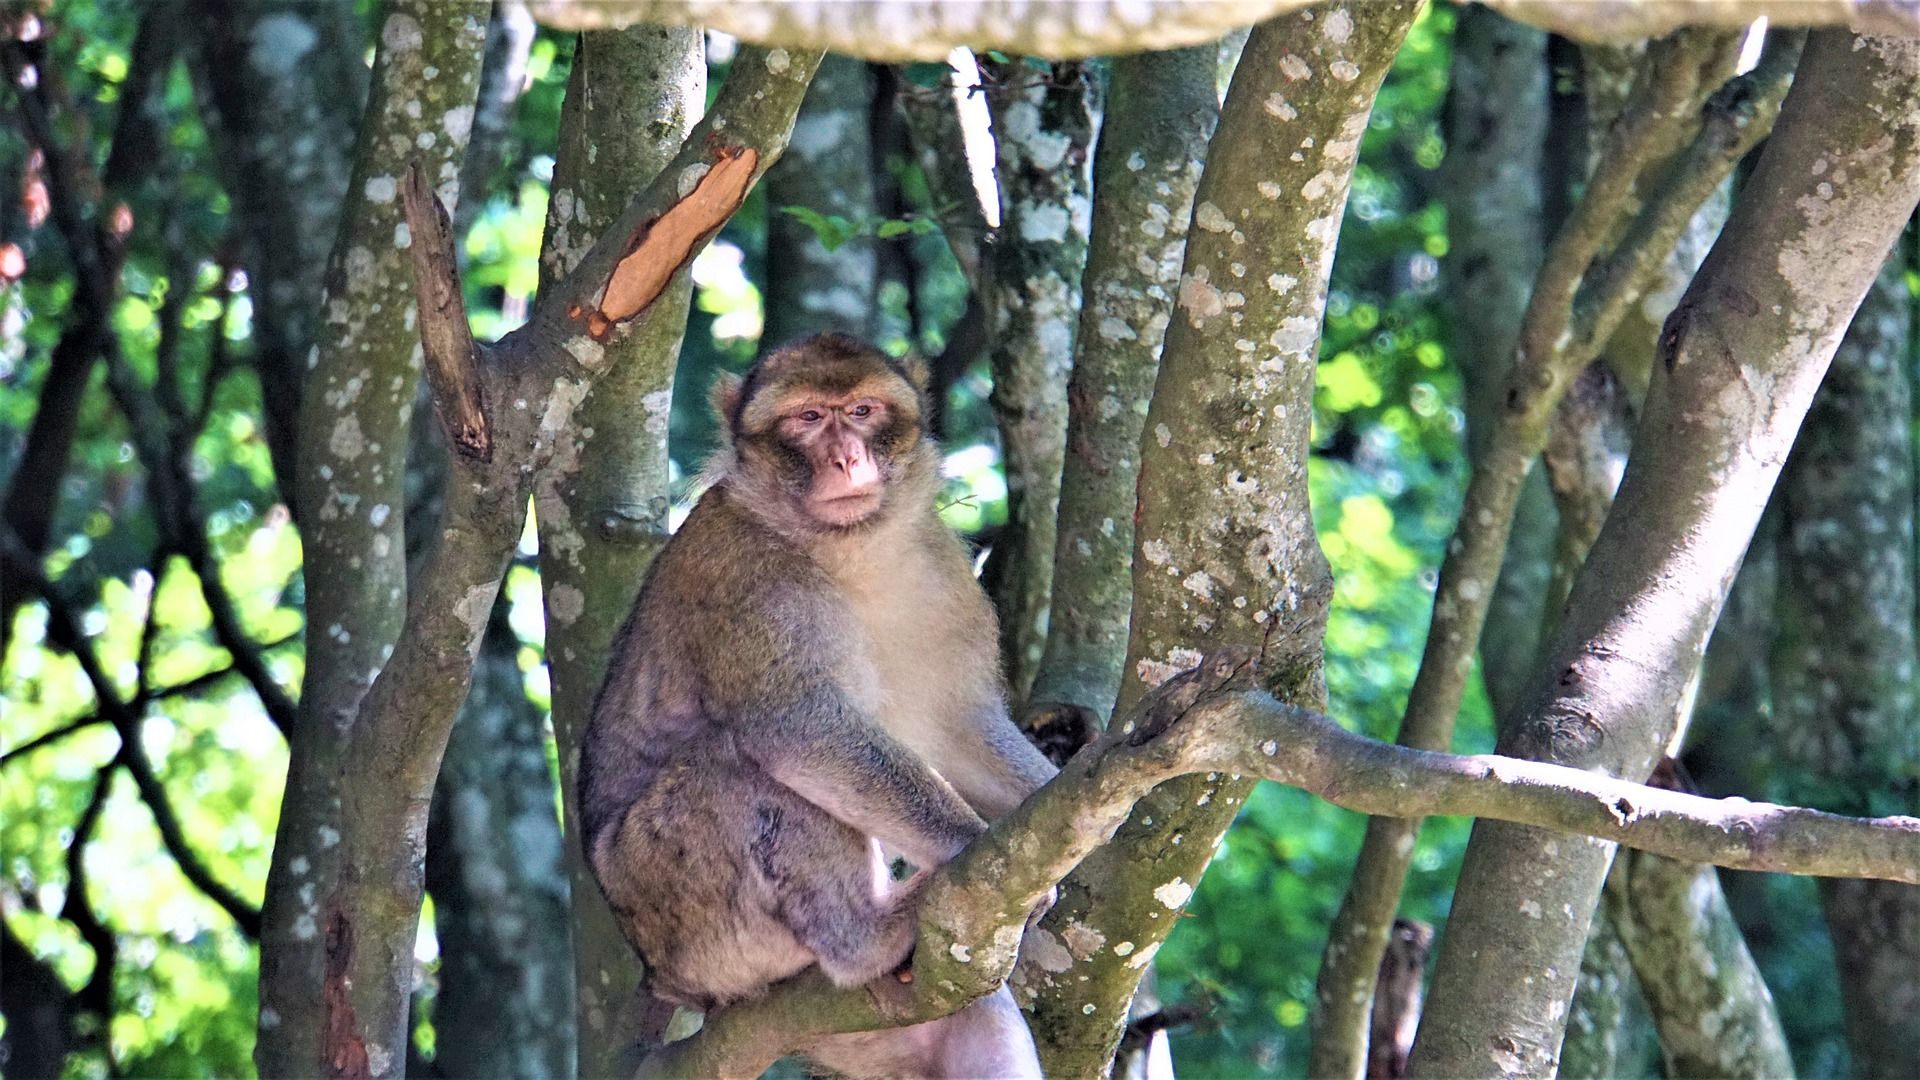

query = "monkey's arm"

[
  {"left": 744, "top": 689, "right": 990, "bottom": 871},
  {"left": 947, "top": 712, "right": 1060, "bottom": 821}
]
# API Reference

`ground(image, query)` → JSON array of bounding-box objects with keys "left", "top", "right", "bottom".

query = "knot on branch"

[{"left": 1123, "top": 647, "right": 1258, "bottom": 748}]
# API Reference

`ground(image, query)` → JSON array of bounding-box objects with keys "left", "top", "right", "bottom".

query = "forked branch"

[{"left": 639, "top": 650, "right": 1919, "bottom": 1078}]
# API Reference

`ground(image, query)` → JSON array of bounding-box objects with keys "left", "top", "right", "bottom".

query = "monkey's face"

[
  {"left": 720, "top": 334, "right": 930, "bottom": 533},
  {"left": 769, "top": 391, "right": 901, "bottom": 526}
]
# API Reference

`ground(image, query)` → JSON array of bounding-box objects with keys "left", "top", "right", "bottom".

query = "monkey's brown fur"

[{"left": 581, "top": 334, "right": 1055, "bottom": 1077}]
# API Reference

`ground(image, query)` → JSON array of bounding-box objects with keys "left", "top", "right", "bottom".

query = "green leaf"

[{"left": 902, "top": 62, "right": 951, "bottom": 89}]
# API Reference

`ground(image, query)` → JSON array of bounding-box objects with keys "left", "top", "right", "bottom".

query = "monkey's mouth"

[{"left": 809, "top": 488, "right": 884, "bottom": 525}]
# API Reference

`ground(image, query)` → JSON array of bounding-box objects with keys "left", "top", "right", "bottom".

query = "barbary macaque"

[{"left": 580, "top": 333, "right": 1056, "bottom": 1078}]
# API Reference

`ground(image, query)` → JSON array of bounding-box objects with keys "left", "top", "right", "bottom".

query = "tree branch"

[
  {"left": 522, "top": 0, "right": 1920, "bottom": 56},
  {"left": 637, "top": 649, "right": 1920, "bottom": 1078},
  {"left": 401, "top": 161, "right": 489, "bottom": 461},
  {"left": 1, "top": 637, "right": 298, "bottom": 768},
  {"left": 1312, "top": 31, "right": 1773, "bottom": 1071},
  {"left": 2, "top": 528, "right": 265, "bottom": 937}
]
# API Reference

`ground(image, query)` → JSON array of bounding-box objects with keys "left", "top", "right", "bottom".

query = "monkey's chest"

[{"left": 838, "top": 577, "right": 997, "bottom": 759}]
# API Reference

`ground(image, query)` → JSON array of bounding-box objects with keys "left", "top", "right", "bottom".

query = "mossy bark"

[
  {"left": 1406, "top": 32, "right": 1920, "bottom": 1077},
  {"left": 528, "top": 25, "right": 706, "bottom": 1078},
  {"left": 1016, "top": 7, "right": 1416, "bottom": 1075},
  {"left": 255, "top": 5, "right": 486, "bottom": 1074},
  {"left": 978, "top": 57, "right": 1096, "bottom": 701},
  {"left": 1772, "top": 255, "right": 1920, "bottom": 1080},
  {"left": 1027, "top": 44, "right": 1220, "bottom": 719}
]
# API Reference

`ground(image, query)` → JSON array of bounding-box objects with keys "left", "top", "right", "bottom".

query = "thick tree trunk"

[
  {"left": 1773, "top": 254, "right": 1920, "bottom": 1080},
  {"left": 978, "top": 56, "right": 1096, "bottom": 700},
  {"left": 528, "top": 25, "right": 705, "bottom": 1078},
  {"left": 1610, "top": 844, "right": 1795, "bottom": 1078},
  {"left": 1026, "top": 44, "right": 1220, "bottom": 719},
  {"left": 1406, "top": 31, "right": 1920, "bottom": 1077},
  {"left": 761, "top": 53, "right": 878, "bottom": 346},
  {"left": 1020, "top": 7, "right": 1416, "bottom": 1074},
  {"left": 191, "top": 0, "right": 368, "bottom": 486},
  {"left": 255, "top": 6, "right": 485, "bottom": 1073}
]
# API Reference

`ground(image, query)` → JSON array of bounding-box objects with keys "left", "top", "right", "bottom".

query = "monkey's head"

[{"left": 710, "top": 333, "right": 937, "bottom": 534}]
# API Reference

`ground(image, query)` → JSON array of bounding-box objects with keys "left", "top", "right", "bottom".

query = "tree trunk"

[
  {"left": 423, "top": 610, "right": 573, "bottom": 1079},
  {"left": 527, "top": 25, "right": 706, "bottom": 1078},
  {"left": 978, "top": 56, "right": 1096, "bottom": 700},
  {"left": 1026, "top": 43, "right": 1220, "bottom": 719},
  {"left": 255, "top": 6, "right": 486, "bottom": 1073},
  {"left": 191, "top": 0, "right": 368, "bottom": 486},
  {"left": 1406, "top": 31, "right": 1920, "bottom": 1077},
  {"left": 1020, "top": 7, "right": 1416, "bottom": 1074},
  {"left": 1773, "top": 252, "right": 1920, "bottom": 1080},
  {"left": 1438, "top": 7, "right": 1555, "bottom": 721},
  {"left": 761, "top": 53, "right": 878, "bottom": 346}
]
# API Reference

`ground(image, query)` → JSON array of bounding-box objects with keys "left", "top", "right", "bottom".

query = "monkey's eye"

[
  {"left": 797, "top": 410, "right": 824, "bottom": 423},
  {"left": 850, "top": 404, "right": 874, "bottom": 419}
]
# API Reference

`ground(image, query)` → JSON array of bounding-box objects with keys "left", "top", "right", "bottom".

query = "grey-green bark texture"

[
  {"left": 1014, "top": 7, "right": 1416, "bottom": 1076},
  {"left": 523, "top": 0, "right": 1920, "bottom": 56},
  {"left": 1406, "top": 30, "right": 1920, "bottom": 1078},
  {"left": 1314, "top": 32, "right": 1792, "bottom": 1073},
  {"left": 1610, "top": 846, "right": 1795, "bottom": 1079},
  {"left": 1773, "top": 254, "right": 1920, "bottom": 1080},
  {"left": 979, "top": 57, "right": 1095, "bottom": 700},
  {"left": 424, "top": 608, "right": 573, "bottom": 1080},
  {"left": 191, "top": 0, "right": 367, "bottom": 484},
  {"left": 312, "top": 40, "right": 815, "bottom": 1079},
  {"left": 1558, "top": 885, "right": 1653, "bottom": 1080},
  {"left": 1437, "top": 5, "right": 1555, "bottom": 721},
  {"left": 528, "top": 25, "right": 705, "bottom": 1078},
  {"left": 1026, "top": 44, "right": 1220, "bottom": 719},
  {"left": 761, "top": 54, "right": 878, "bottom": 346},
  {"left": 454, "top": 0, "right": 537, "bottom": 241},
  {"left": 255, "top": 5, "right": 485, "bottom": 1074}
]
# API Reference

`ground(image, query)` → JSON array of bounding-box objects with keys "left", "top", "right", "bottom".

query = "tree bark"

[
  {"left": 191, "top": 0, "right": 368, "bottom": 486},
  {"left": 1610, "top": 843, "right": 1795, "bottom": 1079},
  {"left": 1773, "top": 252, "right": 1920, "bottom": 1080},
  {"left": 1026, "top": 44, "right": 1220, "bottom": 719},
  {"left": 527, "top": 25, "right": 705, "bottom": 1078},
  {"left": 1438, "top": 6, "right": 1554, "bottom": 722},
  {"left": 761, "top": 53, "right": 879, "bottom": 346},
  {"left": 423, "top": 608, "right": 573, "bottom": 1080},
  {"left": 255, "top": 6, "right": 486, "bottom": 1073},
  {"left": 1405, "top": 30, "right": 1920, "bottom": 1078},
  {"left": 1020, "top": 7, "right": 1415, "bottom": 1075},
  {"left": 978, "top": 56, "right": 1096, "bottom": 700}
]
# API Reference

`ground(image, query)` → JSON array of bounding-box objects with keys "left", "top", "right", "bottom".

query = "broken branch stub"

[
  {"left": 578, "top": 144, "right": 759, "bottom": 340},
  {"left": 400, "top": 161, "right": 491, "bottom": 461}
]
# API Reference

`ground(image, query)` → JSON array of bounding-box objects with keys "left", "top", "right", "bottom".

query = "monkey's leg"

[
  {"left": 756, "top": 791, "right": 923, "bottom": 989},
  {"left": 801, "top": 987, "right": 1042, "bottom": 1080}
]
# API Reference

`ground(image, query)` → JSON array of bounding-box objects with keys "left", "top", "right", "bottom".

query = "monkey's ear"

[
  {"left": 709, "top": 372, "right": 744, "bottom": 430},
  {"left": 901, "top": 354, "right": 932, "bottom": 392}
]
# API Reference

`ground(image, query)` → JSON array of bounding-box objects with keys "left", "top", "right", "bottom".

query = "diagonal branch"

[
  {"left": 2, "top": 527, "right": 264, "bottom": 937},
  {"left": 641, "top": 650, "right": 1919, "bottom": 1078},
  {"left": 400, "top": 161, "right": 488, "bottom": 461},
  {"left": 1311, "top": 30, "right": 1788, "bottom": 1072},
  {"left": 1, "top": 636, "right": 299, "bottom": 767}
]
